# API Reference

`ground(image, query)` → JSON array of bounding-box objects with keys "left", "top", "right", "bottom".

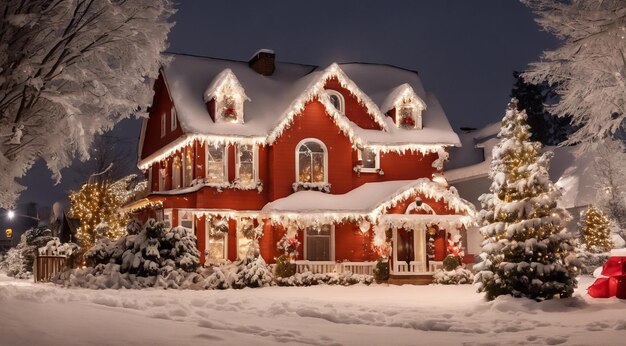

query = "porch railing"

[
  {"left": 393, "top": 261, "right": 426, "bottom": 275},
  {"left": 294, "top": 261, "right": 375, "bottom": 276}
]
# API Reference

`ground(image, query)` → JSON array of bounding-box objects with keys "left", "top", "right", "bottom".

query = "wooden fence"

[{"left": 34, "top": 255, "right": 67, "bottom": 283}]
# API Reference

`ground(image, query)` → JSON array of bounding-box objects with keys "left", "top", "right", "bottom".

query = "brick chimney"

[{"left": 248, "top": 49, "right": 275, "bottom": 76}]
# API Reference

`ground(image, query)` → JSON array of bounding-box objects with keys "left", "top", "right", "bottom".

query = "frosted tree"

[
  {"left": 593, "top": 138, "right": 626, "bottom": 237},
  {"left": 580, "top": 206, "right": 613, "bottom": 253},
  {"left": 0, "top": 0, "right": 174, "bottom": 208},
  {"left": 522, "top": 0, "right": 626, "bottom": 148},
  {"left": 475, "top": 99, "right": 579, "bottom": 301}
]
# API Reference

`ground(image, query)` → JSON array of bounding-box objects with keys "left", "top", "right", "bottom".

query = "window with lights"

[{"left": 206, "top": 144, "right": 227, "bottom": 183}]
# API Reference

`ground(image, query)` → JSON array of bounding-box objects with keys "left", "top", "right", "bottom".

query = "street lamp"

[{"left": 7, "top": 210, "right": 15, "bottom": 219}]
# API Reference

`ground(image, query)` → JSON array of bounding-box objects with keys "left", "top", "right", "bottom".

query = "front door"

[{"left": 396, "top": 228, "right": 414, "bottom": 265}]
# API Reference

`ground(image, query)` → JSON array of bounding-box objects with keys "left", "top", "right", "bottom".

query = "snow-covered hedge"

[
  {"left": 275, "top": 271, "right": 373, "bottom": 287},
  {"left": 432, "top": 267, "right": 473, "bottom": 285}
]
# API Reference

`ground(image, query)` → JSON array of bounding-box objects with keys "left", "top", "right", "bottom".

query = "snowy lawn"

[{"left": 1, "top": 275, "right": 625, "bottom": 346}]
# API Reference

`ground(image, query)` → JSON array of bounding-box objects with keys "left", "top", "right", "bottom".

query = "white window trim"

[
  {"left": 205, "top": 143, "right": 229, "bottom": 183},
  {"left": 357, "top": 147, "right": 380, "bottom": 173},
  {"left": 235, "top": 144, "right": 258, "bottom": 183},
  {"left": 160, "top": 112, "right": 167, "bottom": 138},
  {"left": 178, "top": 210, "right": 195, "bottom": 233},
  {"left": 395, "top": 103, "right": 423, "bottom": 130},
  {"left": 158, "top": 165, "right": 165, "bottom": 191},
  {"left": 182, "top": 148, "right": 193, "bottom": 188},
  {"left": 295, "top": 138, "right": 329, "bottom": 184},
  {"left": 170, "top": 106, "right": 177, "bottom": 131},
  {"left": 236, "top": 218, "right": 253, "bottom": 260},
  {"left": 325, "top": 89, "right": 345, "bottom": 114},
  {"left": 303, "top": 224, "right": 335, "bottom": 261},
  {"left": 206, "top": 218, "right": 229, "bottom": 261},
  {"left": 163, "top": 209, "right": 173, "bottom": 229},
  {"left": 148, "top": 166, "right": 153, "bottom": 192},
  {"left": 172, "top": 156, "right": 181, "bottom": 189}
]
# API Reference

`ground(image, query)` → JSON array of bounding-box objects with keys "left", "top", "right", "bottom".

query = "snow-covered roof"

[
  {"left": 261, "top": 178, "right": 475, "bottom": 222},
  {"left": 161, "top": 53, "right": 460, "bottom": 147}
]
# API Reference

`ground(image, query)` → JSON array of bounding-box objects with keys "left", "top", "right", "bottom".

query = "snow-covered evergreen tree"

[
  {"left": 522, "top": 0, "right": 626, "bottom": 148},
  {"left": 0, "top": 227, "right": 54, "bottom": 278},
  {"left": 474, "top": 99, "right": 579, "bottom": 301},
  {"left": 0, "top": 0, "right": 174, "bottom": 208},
  {"left": 580, "top": 206, "right": 613, "bottom": 253}
]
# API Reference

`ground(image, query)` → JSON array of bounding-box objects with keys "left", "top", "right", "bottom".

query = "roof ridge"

[
  {"left": 163, "top": 51, "right": 319, "bottom": 70},
  {"left": 338, "top": 61, "right": 419, "bottom": 76}
]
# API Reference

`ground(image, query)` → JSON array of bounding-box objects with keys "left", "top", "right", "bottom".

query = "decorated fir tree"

[
  {"left": 474, "top": 99, "right": 579, "bottom": 301},
  {"left": 70, "top": 180, "right": 128, "bottom": 252},
  {"left": 580, "top": 206, "right": 613, "bottom": 253}
]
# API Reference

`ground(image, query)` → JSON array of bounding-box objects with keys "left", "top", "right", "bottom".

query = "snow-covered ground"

[{"left": 1, "top": 275, "right": 625, "bottom": 346}]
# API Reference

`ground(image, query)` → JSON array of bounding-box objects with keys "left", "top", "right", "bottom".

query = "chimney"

[{"left": 248, "top": 49, "right": 275, "bottom": 76}]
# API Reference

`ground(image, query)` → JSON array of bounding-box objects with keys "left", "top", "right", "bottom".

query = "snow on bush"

[
  {"left": 433, "top": 267, "right": 473, "bottom": 285},
  {"left": 275, "top": 271, "right": 373, "bottom": 287},
  {"left": 0, "top": 227, "right": 55, "bottom": 279}
]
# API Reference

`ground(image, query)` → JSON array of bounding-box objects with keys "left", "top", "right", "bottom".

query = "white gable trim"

[{"left": 266, "top": 63, "right": 389, "bottom": 144}]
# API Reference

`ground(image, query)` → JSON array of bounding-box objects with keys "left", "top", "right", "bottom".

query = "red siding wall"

[{"left": 141, "top": 74, "right": 183, "bottom": 160}]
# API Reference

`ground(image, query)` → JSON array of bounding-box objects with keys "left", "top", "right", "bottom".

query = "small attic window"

[
  {"left": 217, "top": 86, "right": 242, "bottom": 123},
  {"left": 204, "top": 69, "right": 249, "bottom": 124},
  {"left": 397, "top": 100, "right": 423, "bottom": 130},
  {"left": 326, "top": 90, "right": 344, "bottom": 114}
]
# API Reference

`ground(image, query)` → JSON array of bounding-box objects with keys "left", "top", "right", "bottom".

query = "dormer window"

[
  {"left": 204, "top": 69, "right": 249, "bottom": 124},
  {"left": 398, "top": 104, "right": 417, "bottom": 129},
  {"left": 326, "top": 90, "right": 344, "bottom": 114}
]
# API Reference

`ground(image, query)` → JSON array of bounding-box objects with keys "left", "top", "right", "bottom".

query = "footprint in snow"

[{"left": 545, "top": 336, "right": 568, "bottom": 345}]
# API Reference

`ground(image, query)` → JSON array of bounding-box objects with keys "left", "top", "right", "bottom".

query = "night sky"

[{"left": 16, "top": 0, "right": 558, "bottom": 211}]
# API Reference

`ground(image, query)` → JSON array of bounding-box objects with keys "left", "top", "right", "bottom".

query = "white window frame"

[
  {"left": 160, "top": 111, "right": 166, "bottom": 138},
  {"left": 182, "top": 147, "right": 193, "bottom": 187},
  {"left": 236, "top": 218, "right": 253, "bottom": 260},
  {"left": 358, "top": 147, "right": 380, "bottom": 173},
  {"left": 163, "top": 209, "right": 173, "bottom": 229},
  {"left": 205, "top": 143, "right": 228, "bottom": 183},
  {"left": 148, "top": 167, "right": 153, "bottom": 192},
  {"left": 326, "top": 90, "right": 345, "bottom": 114},
  {"left": 206, "top": 218, "right": 229, "bottom": 261},
  {"left": 235, "top": 144, "right": 258, "bottom": 183},
  {"left": 295, "top": 138, "right": 328, "bottom": 184},
  {"left": 178, "top": 210, "right": 194, "bottom": 232},
  {"left": 170, "top": 106, "right": 177, "bottom": 131},
  {"left": 303, "top": 224, "right": 335, "bottom": 261},
  {"left": 158, "top": 165, "right": 166, "bottom": 191},
  {"left": 172, "top": 156, "right": 182, "bottom": 189}
]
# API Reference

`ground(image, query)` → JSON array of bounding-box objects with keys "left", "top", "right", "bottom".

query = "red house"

[{"left": 128, "top": 50, "right": 475, "bottom": 282}]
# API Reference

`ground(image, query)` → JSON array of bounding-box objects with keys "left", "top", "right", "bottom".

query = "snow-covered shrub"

[
  {"left": 126, "top": 219, "right": 143, "bottom": 235},
  {"left": 373, "top": 259, "right": 389, "bottom": 282},
  {"left": 54, "top": 219, "right": 201, "bottom": 287},
  {"left": 443, "top": 254, "right": 462, "bottom": 271},
  {"left": 274, "top": 254, "right": 296, "bottom": 278},
  {"left": 234, "top": 256, "right": 273, "bottom": 288},
  {"left": 38, "top": 238, "right": 80, "bottom": 268},
  {"left": 433, "top": 267, "right": 473, "bottom": 285},
  {"left": 275, "top": 271, "right": 373, "bottom": 287},
  {"left": 0, "top": 227, "right": 54, "bottom": 278},
  {"left": 576, "top": 251, "right": 610, "bottom": 275}
]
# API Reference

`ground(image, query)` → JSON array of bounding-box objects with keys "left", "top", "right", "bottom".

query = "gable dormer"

[
  {"left": 381, "top": 84, "right": 426, "bottom": 130},
  {"left": 203, "top": 69, "right": 249, "bottom": 124}
]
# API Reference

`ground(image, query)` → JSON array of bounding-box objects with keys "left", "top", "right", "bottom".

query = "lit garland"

[{"left": 138, "top": 64, "right": 457, "bottom": 171}]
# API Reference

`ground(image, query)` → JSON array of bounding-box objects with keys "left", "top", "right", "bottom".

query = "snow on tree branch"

[
  {"left": 522, "top": 0, "right": 626, "bottom": 149},
  {"left": 0, "top": 0, "right": 174, "bottom": 208}
]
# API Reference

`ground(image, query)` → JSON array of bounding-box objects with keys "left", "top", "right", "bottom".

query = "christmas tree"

[
  {"left": 580, "top": 206, "right": 612, "bottom": 253},
  {"left": 70, "top": 180, "right": 128, "bottom": 253},
  {"left": 474, "top": 98, "right": 579, "bottom": 301}
]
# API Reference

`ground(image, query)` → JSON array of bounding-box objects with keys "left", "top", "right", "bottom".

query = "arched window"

[
  {"left": 296, "top": 139, "right": 327, "bottom": 183},
  {"left": 326, "top": 90, "right": 344, "bottom": 114}
]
